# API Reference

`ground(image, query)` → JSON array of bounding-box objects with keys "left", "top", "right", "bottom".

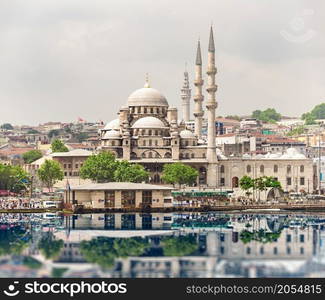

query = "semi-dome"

[
  {"left": 104, "top": 119, "right": 120, "bottom": 131},
  {"left": 180, "top": 129, "right": 195, "bottom": 139},
  {"left": 132, "top": 116, "right": 166, "bottom": 129},
  {"left": 103, "top": 130, "right": 121, "bottom": 139},
  {"left": 127, "top": 85, "right": 168, "bottom": 107}
]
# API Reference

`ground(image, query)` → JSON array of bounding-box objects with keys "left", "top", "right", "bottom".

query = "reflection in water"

[{"left": 1, "top": 212, "right": 325, "bottom": 278}]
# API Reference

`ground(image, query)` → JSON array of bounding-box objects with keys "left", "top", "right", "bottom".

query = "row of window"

[
  {"left": 246, "top": 246, "right": 304, "bottom": 255},
  {"left": 63, "top": 163, "right": 83, "bottom": 169},
  {"left": 133, "top": 129, "right": 168, "bottom": 136},
  {"left": 130, "top": 106, "right": 166, "bottom": 115},
  {"left": 104, "top": 190, "right": 154, "bottom": 207},
  {"left": 64, "top": 172, "right": 79, "bottom": 176},
  {"left": 245, "top": 164, "right": 305, "bottom": 174}
]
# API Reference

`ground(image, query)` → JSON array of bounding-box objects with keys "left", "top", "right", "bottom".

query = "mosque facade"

[{"left": 98, "top": 27, "right": 314, "bottom": 192}]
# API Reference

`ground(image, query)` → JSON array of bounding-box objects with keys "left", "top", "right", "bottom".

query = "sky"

[{"left": 0, "top": 0, "right": 324, "bottom": 125}]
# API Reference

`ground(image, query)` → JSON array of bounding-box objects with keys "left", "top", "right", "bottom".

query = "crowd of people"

[{"left": 0, "top": 198, "right": 43, "bottom": 210}]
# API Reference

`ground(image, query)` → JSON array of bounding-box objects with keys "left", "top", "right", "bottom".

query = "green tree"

[
  {"left": 51, "top": 139, "right": 69, "bottom": 152},
  {"left": 252, "top": 108, "right": 281, "bottom": 123},
  {"left": 0, "top": 163, "right": 30, "bottom": 193},
  {"left": 0, "top": 227, "right": 30, "bottom": 256},
  {"left": 286, "top": 125, "right": 305, "bottom": 136},
  {"left": 74, "top": 132, "right": 89, "bottom": 143},
  {"left": 38, "top": 234, "right": 64, "bottom": 259},
  {"left": 22, "top": 150, "right": 43, "bottom": 164},
  {"left": 1, "top": 123, "right": 13, "bottom": 130},
  {"left": 239, "top": 175, "right": 254, "bottom": 197},
  {"left": 80, "top": 151, "right": 118, "bottom": 182},
  {"left": 161, "top": 163, "right": 198, "bottom": 187},
  {"left": 161, "top": 236, "right": 198, "bottom": 256},
  {"left": 27, "top": 129, "right": 40, "bottom": 134},
  {"left": 37, "top": 159, "right": 64, "bottom": 191},
  {"left": 114, "top": 161, "right": 149, "bottom": 183},
  {"left": 80, "top": 237, "right": 149, "bottom": 269}
]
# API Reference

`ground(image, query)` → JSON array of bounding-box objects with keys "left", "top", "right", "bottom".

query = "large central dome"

[{"left": 127, "top": 83, "right": 168, "bottom": 107}]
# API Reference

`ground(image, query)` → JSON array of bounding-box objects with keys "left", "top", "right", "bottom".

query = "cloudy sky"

[{"left": 0, "top": 0, "right": 324, "bottom": 125}]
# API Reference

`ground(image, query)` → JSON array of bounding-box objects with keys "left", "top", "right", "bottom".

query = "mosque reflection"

[{"left": 1, "top": 212, "right": 325, "bottom": 278}]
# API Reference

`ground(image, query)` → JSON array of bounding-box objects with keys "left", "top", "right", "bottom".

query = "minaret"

[
  {"left": 181, "top": 66, "right": 191, "bottom": 122},
  {"left": 206, "top": 26, "right": 218, "bottom": 187},
  {"left": 193, "top": 40, "right": 204, "bottom": 138}
]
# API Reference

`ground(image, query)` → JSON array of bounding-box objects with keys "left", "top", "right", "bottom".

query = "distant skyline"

[{"left": 0, "top": 0, "right": 324, "bottom": 125}]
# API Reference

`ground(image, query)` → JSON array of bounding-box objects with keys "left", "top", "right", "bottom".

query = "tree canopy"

[
  {"left": 302, "top": 103, "right": 325, "bottom": 122},
  {"left": 80, "top": 237, "right": 149, "bottom": 268},
  {"left": 0, "top": 227, "right": 30, "bottom": 256},
  {"left": 51, "top": 139, "right": 69, "bottom": 153},
  {"left": 22, "top": 150, "right": 43, "bottom": 164},
  {"left": 37, "top": 159, "right": 64, "bottom": 190},
  {"left": 161, "top": 236, "right": 198, "bottom": 256},
  {"left": 0, "top": 163, "right": 30, "bottom": 193},
  {"left": 286, "top": 125, "right": 305, "bottom": 136},
  {"left": 252, "top": 108, "right": 281, "bottom": 123},
  {"left": 38, "top": 234, "right": 64, "bottom": 259},
  {"left": 161, "top": 163, "right": 198, "bottom": 186},
  {"left": 239, "top": 175, "right": 282, "bottom": 198},
  {"left": 114, "top": 160, "right": 149, "bottom": 183},
  {"left": 80, "top": 151, "right": 149, "bottom": 183},
  {"left": 80, "top": 152, "right": 118, "bottom": 182},
  {"left": 0, "top": 123, "right": 13, "bottom": 130}
]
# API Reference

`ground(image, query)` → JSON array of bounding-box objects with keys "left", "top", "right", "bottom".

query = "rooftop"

[{"left": 70, "top": 182, "right": 174, "bottom": 191}]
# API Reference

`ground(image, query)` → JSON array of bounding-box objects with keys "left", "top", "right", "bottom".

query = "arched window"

[
  {"left": 246, "top": 165, "right": 251, "bottom": 173},
  {"left": 142, "top": 152, "right": 146, "bottom": 158},
  {"left": 274, "top": 165, "right": 278, "bottom": 173},
  {"left": 179, "top": 153, "right": 183, "bottom": 159},
  {"left": 164, "top": 152, "right": 172, "bottom": 158},
  {"left": 191, "top": 153, "right": 195, "bottom": 158},
  {"left": 185, "top": 153, "right": 189, "bottom": 159},
  {"left": 300, "top": 165, "right": 304, "bottom": 172},
  {"left": 287, "top": 165, "right": 291, "bottom": 173},
  {"left": 260, "top": 165, "right": 264, "bottom": 173},
  {"left": 220, "top": 165, "right": 225, "bottom": 173},
  {"left": 131, "top": 152, "right": 137, "bottom": 159}
]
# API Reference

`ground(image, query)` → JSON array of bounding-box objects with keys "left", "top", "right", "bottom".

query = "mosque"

[{"left": 98, "top": 27, "right": 314, "bottom": 192}]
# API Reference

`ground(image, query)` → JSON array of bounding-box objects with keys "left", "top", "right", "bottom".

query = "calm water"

[{"left": 1, "top": 212, "right": 325, "bottom": 278}]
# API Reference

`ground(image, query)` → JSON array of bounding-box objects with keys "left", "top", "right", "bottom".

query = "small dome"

[
  {"left": 180, "top": 129, "right": 195, "bottom": 139},
  {"left": 104, "top": 119, "right": 120, "bottom": 131},
  {"left": 127, "top": 86, "right": 168, "bottom": 107},
  {"left": 103, "top": 130, "right": 121, "bottom": 139},
  {"left": 132, "top": 116, "right": 166, "bottom": 129}
]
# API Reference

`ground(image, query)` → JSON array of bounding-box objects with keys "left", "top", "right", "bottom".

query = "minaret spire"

[
  {"left": 206, "top": 25, "right": 218, "bottom": 187},
  {"left": 181, "top": 65, "right": 191, "bottom": 122},
  {"left": 193, "top": 39, "right": 204, "bottom": 138}
]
